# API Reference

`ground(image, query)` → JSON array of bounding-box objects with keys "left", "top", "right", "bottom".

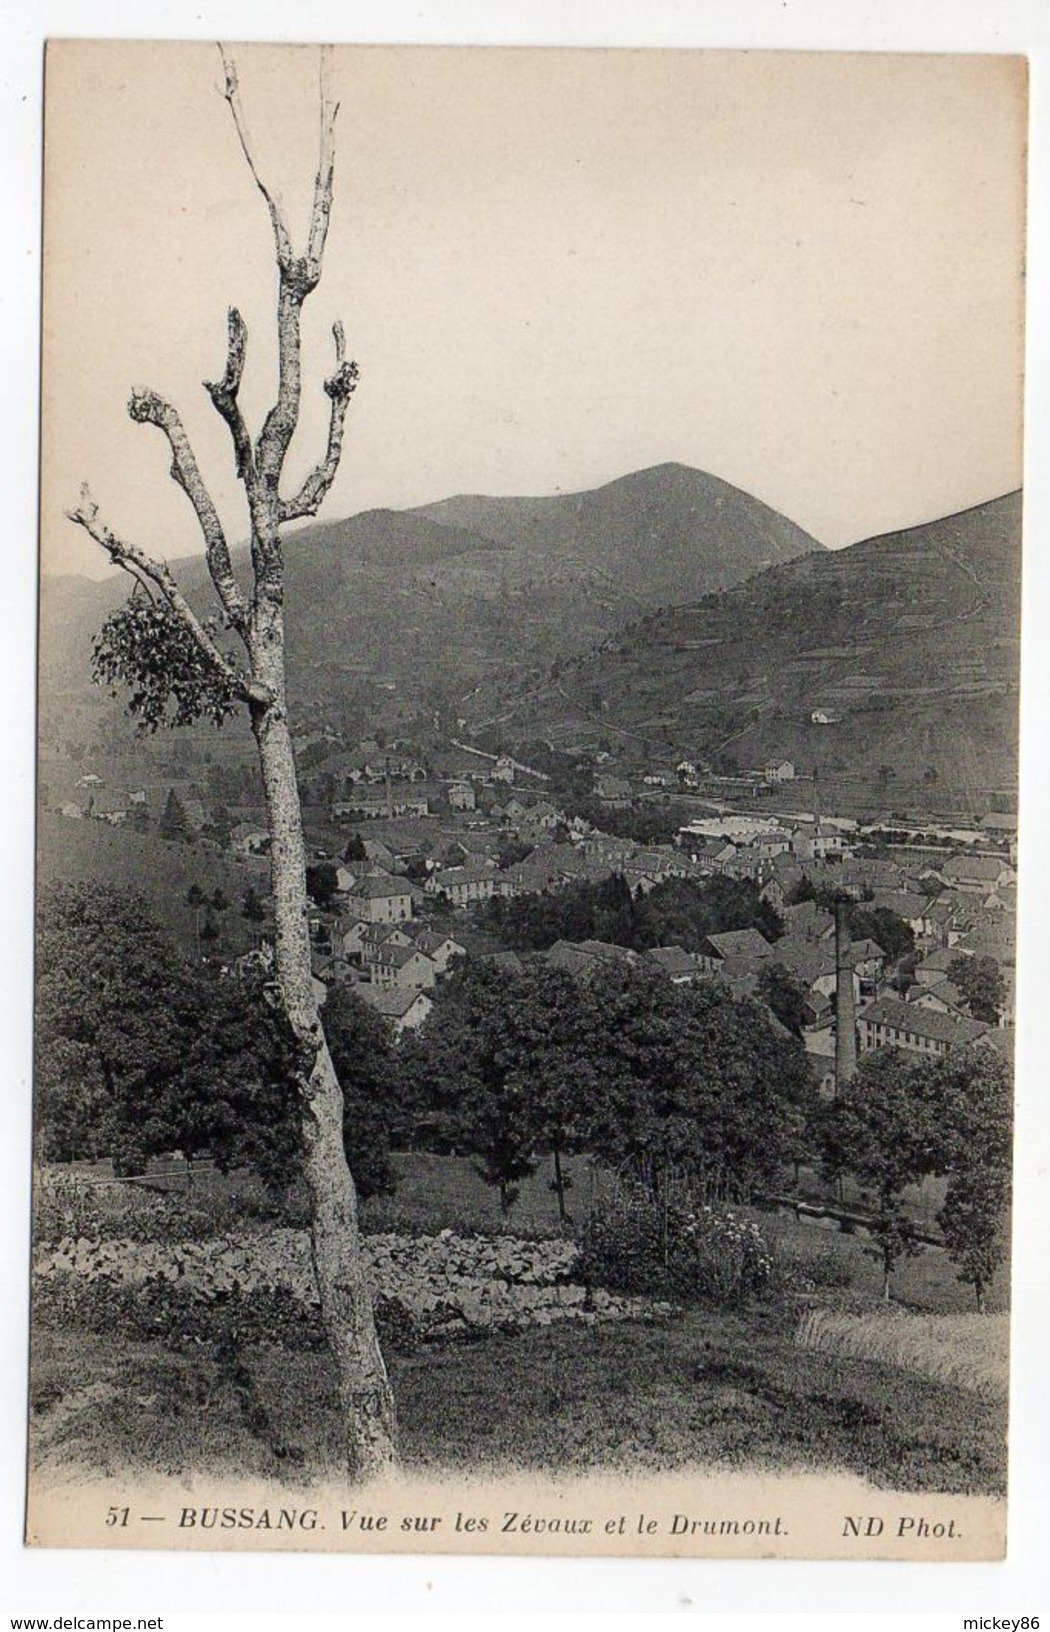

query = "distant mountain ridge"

[
  {"left": 412, "top": 462, "right": 823, "bottom": 599},
  {"left": 40, "top": 461, "right": 823, "bottom": 724}
]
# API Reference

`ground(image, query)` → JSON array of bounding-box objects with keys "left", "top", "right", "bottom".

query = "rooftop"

[{"left": 859, "top": 996, "right": 989, "bottom": 1047}]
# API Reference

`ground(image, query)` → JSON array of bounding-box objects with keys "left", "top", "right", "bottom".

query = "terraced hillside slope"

[{"left": 475, "top": 493, "right": 1021, "bottom": 803}]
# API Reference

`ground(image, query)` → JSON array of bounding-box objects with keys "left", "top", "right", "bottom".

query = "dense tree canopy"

[
  {"left": 928, "top": 1045, "right": 1012, "bottom": 1309},
  {"left": 306, "top": 861, "right": 340, "bottom": 912},
  {"left": 36, "top": 883, "right": 300, "bottom": 1183},
  {"left": 755, "top": 962, "right": 810, "bottom": 1038},
  {"left": 401, "top": 956, "right": 815, "bottom": 1209},
  {"left": 818, "top": 1041, "right": 1012, "bottom": 1305},
  {"left": 322, "top": 983, "right": 404, "bottom": 1199},
  {"left": 38, "top": 885, "right": 409, "bottom": 1204},
  {"left": 585, "top": 963, "right": 814, "bottom": 1197},
  {"left": 947, "top": 955, "right": 1008, "bottom": 1024},
  {"left": 818, "top": 1048, "right": 936, "bottom": 1297},
  {"left": 478, "top": 873, "right": 781, "bottom": 955}
]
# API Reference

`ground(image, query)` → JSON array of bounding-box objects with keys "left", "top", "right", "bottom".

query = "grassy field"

[
  {"left": 37, "top": 812, "right": 269, "bottom": 960},
  {"left": 30, "top": 1152, "right": 1010, "bottom": 1495},
  {"left": 362, "top": 1151, "right": 593, "bottom": 1237},
  {"left": 796, "top": 1308, "right": 1009, "bottom": 1400},
  {"left": 31, "top": 1306, "right": 1006, "bottom": 1494}
]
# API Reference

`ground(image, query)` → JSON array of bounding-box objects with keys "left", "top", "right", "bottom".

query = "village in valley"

[{"left": 40, "top": 724, "right": 1017, "bottom": 1089}]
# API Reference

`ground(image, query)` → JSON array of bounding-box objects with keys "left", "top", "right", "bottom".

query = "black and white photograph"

[{"left": 26, "top": 37, "right": 1025, "bottom": 1563}]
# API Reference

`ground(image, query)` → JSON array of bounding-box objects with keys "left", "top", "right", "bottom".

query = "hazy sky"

[{"left": 42, "top": 42, "right": 1026, "bottom": 577}]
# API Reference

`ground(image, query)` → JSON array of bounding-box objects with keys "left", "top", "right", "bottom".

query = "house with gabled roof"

[
  {"left": 358, "top": 922, "right": 415, "bottom": 962},
  {"left": 951, "top": 920, "right": 1016, "bottom": 966},
  {"left": 362, "top": 838, "right": 398, "bottom": 872},
  {"left": 695, "top": 927, "right": 777, "bottom": 979},
  {"left": 869, "top": 890, "right": 936, "bottom": 938},
  {"left": 447, "top": 780, "right": 476, "bottom": 812},
  {"left": 759, "top": 936, "right": 877, "bottom": 1005},
  {"left": 840, "top": 859, "right": 906, "bottom": 894},
  {"left": 425, "top": 863, "right": 501, "bottom": 907},
  {"left": 87, "top": 788, "right": 130, "bottom": 825},
  {"left": 911, "top": 979, "right": 972, "bottom": 1023},
  {"left": 346, "top": 870, "right": 414, "bottom": 924},
  {"left": 940, "top": 853, "right": 1016, "bottom": 895},
  {"left": 545, "top": 939, "right": 638, "bottom": 980},
  {"left": 913, "top": 946, "right": 959, "bottom": 987},
  {"left": 646, "top": 945, "right": 700, "bottom": 984},
  {"left": 372, "top": 943, "right": 438, "bottom": 991},
  {"left": 581, "top": 833, "right": 636, "bottom": 866},
  {"left": 980, "top": 811, "right": 1018, "bottom": 835},
  {"left": 358, "top": 984, "right": 433, "bottom": 1036},
  {"left": 781, "top": 901, "right": 835, "bottom": 944},
  {"left": 409, "top": 927, "right": 466, "bottom": 974},
  {"left": 858, "top": 996, "right": 989, "bottom": 1059}
]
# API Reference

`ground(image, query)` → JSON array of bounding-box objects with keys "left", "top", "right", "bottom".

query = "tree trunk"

[
  {"left": 72, "top": 49, "right": 397, "bottom": 1479},
  {"left": 250, "top": 621, "right": 397, "bottom": 1479},
  {"left": 552, "top": 1144, "right": 569, "bottom": 1225}
]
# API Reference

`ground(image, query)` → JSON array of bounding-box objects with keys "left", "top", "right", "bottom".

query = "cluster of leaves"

[
  {"left": 844, "top": 904, "right": 914, "bottom": 964},
  {"left": 32, "top": 1270, "right": 329, "bottom": 1354},
  {"left": 560, "top": 797, "right": 684, "bottom": 847},
  {"left": 305, "top": 862, "right": 340, "bottom": 910},
  {"left": 92, "top": 593, "right": 240, "bottom": 733},
  {"left": 478, "top": 873, "right": 782, "bottom": 955},
  {"left": 578, "top": 1184, "right": 774, "bottom": 1305},
  {"left": 399, "top": 958, "right": 816, "bottom": 1216},
  {"left": 946, "top": 954, "right": 1008, "bottom": 1024},
  {"left": 816, "top": 1044, "right": 1012, "bottom": 1307}
]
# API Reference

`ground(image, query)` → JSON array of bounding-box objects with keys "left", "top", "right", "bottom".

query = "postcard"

[{"left": 28, "top": 39, "right": 1024, "bottom": 1560}]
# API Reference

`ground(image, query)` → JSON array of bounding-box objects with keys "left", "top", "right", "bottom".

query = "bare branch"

[
  {"left": 127, "top": 386, "right": 249, "bottom": 630},
  {"left": 217, "top": 44, "right": 294, "bottom": 267},
  {"left": 204, "top": 307, "right": 255, "bottom": 483},
  {"left": 278, "top": 322, "right": 359, "bottom": 522},
  {"left": 217, "top": 44, "right": 339, "bottom": 486},
  {"left": 67, "top": 485, "right": 267, "bottom": 705},
  {"left": 305, "top": 46, "right": 340, "bottom": 279}
]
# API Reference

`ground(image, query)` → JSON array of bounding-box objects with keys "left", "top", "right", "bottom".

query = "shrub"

[
  {"left": 578, "top": 1185, "right": 773, "bottom": 1305},
  {"left": 31, "top": 1270, "right": 324, "bottom": 1353},
  {"left": 31, "top": 1270, "right": 427, "bottom": 1357},
  {"left": 761, "top": 1229, "right": 856, "bottom": 1295}
]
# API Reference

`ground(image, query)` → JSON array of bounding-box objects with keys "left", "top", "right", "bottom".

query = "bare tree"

[{"left": 69, "top": 46, "right": 398, "bottom": 1478}]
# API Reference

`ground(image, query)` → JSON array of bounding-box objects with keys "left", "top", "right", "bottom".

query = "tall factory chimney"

[{"left": 833, "top": 896, "right": 857, "bottom": 1094}]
